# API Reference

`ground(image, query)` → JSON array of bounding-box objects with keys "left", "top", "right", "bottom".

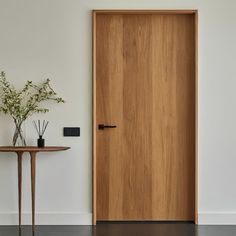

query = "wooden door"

[{"left": 93, "top": 10, "right": 197, "bottom": 222}]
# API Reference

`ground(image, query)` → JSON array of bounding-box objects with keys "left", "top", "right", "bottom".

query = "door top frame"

[{"left": 93, "top": 9, "right": 198, "bottom": 15}]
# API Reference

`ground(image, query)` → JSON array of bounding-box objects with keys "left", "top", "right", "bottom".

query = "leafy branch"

[{"left": 0, "top": 71, "right": 65, "bottom": 122}]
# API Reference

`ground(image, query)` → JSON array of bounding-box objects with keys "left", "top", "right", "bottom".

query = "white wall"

[{"left": 0, "top": 0, "right": 236, "bottom": 225}]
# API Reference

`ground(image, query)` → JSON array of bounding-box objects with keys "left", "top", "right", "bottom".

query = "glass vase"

[{"left": 12, "top": 120, "right": 26, "bottom": 146}]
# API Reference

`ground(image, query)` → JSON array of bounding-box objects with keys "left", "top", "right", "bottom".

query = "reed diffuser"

[{"left": 33, "top": 120, "right": 49, "bottom": 147}]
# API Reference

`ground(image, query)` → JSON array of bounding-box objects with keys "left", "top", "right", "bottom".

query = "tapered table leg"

[
  {"left": 17, "top": 152, "right": 23, "bottom": 228},
  {"left": 30, "top": 152, "right": 36, "bottom": 231}
]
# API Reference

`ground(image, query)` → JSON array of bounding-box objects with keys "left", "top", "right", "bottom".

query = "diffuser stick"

[
  {"left": 42, "top": 120, "right": 45, "bottom": 135},
  {"left": 33, "top": 121, "right": 40, "bottom": 136},
  {"left": 33, "top": 120, "right": 49, "bottom": 138},
  {"left": 42, "top": 121, "right": 49, "bottom": 136},
  {"left": 38, "top": 120, "right": 41, "bottom": 136}
]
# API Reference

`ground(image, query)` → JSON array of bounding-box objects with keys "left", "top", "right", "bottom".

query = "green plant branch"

[
  {"left": 0, "top": 71, "right": 65, "bottom": 121},
  {"left": 0, "top": 71, "right": 65, "bottom": 146}
]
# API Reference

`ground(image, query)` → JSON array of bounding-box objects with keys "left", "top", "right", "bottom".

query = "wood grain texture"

[
  {"left": 194, "top": 11, "right": 199, "bottom": 224},
  {"left": 30, "top": 152, "right": 36, "bottom": 230},
  {"left": 150, "top": 14, "right": 195, "bottom": 220},
  {"left": 95, "top": 12, "right": 196, "bottom": 221},
  {"left": 17, "top": 152, "right": 23, "bottom": 227},
  {"left": 0, "top": 146, "right": 70, "bottom": 152},
  {"left": 92, "top": 10, "right": 97, "bottom": 225}
]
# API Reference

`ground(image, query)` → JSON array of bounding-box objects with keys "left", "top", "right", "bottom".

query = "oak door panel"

[{"left": 95, "top": 13, "right": 195, "bottom": 221}]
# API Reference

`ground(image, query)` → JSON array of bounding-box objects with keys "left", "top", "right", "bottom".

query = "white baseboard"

[
  {"left": 198, "top": 212, "right": 236, "bottom": 225},
  {"left": 0, "top": 212, "right": 92, "bottom": 225}
]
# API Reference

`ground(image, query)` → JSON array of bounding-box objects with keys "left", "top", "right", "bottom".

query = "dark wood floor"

[{"left": 1, "top": 223, "right": 236, "bottom": 236}]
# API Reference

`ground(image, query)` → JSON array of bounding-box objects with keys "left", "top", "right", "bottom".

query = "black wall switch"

[{"left": 63, "top": 127, "right": 80, "bottom": 137}]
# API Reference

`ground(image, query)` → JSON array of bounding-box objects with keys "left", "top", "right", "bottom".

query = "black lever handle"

[{"left": 98, "top": 124, "right": 117, "bottom": 130}]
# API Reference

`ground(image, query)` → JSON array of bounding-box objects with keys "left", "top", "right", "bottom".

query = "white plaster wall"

[{"left": 0, "top": 0, "right": 235, "bottom": 225}]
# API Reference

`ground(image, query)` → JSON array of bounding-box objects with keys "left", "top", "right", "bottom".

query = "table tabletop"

[{"left": 0, "top": 146, "right": 70, "bottom": 152}]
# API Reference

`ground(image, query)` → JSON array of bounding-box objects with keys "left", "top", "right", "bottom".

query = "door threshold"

[{"left": 97, "top": 221, "right": 195, "bottom": 224}]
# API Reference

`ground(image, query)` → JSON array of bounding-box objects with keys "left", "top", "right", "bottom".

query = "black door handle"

[{"left": 98, "top": 124, "right": 117, "bottom": 130}]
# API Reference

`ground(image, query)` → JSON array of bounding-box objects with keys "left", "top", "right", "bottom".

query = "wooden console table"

[{"left": 0, "top": 146, "right": 70, "bottom": 230}]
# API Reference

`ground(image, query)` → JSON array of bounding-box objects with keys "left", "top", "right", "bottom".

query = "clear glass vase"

[{"left": 12, "top": 120, "right": 26, "bottom": 146}]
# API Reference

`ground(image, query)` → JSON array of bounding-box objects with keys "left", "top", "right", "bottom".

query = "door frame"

[{"left": 92, "top": 9, "right": 198, "bottom": 225}]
